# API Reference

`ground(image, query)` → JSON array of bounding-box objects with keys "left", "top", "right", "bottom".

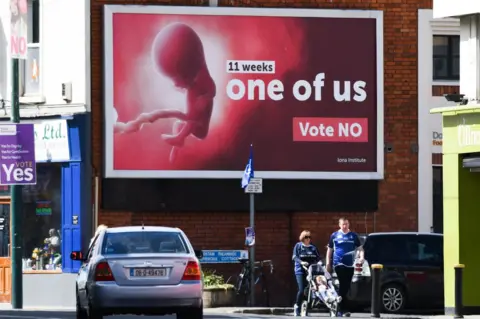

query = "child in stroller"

[
  {"left": 311, "top": 265, "right": 341, "bottom": 304},
  {"left": 301, "top": 261, "right": 341, "bottom": 317}
]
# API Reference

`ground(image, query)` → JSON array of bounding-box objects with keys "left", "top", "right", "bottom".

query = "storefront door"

[{"left": 0, "top": 203, "right": 11, "bottom": 302}]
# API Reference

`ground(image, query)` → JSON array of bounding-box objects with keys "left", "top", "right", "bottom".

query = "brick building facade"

[{"left": 91, "top": 0, "right": 432, "bottom": 306}]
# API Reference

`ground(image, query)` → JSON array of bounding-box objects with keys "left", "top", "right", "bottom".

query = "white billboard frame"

[{"left": 103, "top": 5, "right": 384, "bottom": 180}]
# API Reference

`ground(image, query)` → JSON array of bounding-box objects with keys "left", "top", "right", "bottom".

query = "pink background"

[{"left": 111, "top": 13, "right": 377, "bottom": 172}]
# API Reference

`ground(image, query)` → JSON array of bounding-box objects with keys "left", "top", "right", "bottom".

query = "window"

[
  {"left": 20, "top": 0, "right": 41, "bottom": 98},
  {"left": 102, "top": 231, "right": 189, "bottom": 255},
  {"left": 85, "top": 235, "right": 99, "bottom": 263},
  {"left": 433, "top": 35, "right": 460, "bottom": 81},
  {"left": 407, "top": 235, "right": 443, "bottom": 265},
  {"left": 365, "top": 235, "right": 409, "bottom": 264},
  {"left": 0, "top": 205, "right": 11, "bottom": 258},
  {"left": 102, "top": 178, "right": 379, "bottom": 212},
  {"left": 0, "top": 186, "right": 10, "bottom": 197},
  {"left": 22, "top": 164, "right": 62, "bottom": 271}
]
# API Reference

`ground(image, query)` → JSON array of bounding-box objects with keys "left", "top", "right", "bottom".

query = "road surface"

[
  {"left": 0, "top": 311, "right": 289, "bottom": 319},
  {"left": 0, "top": 310, "right": 373, "bottom": 319},
  {"left": 0, "top": 309, "right": 447, "bottom": 319}
]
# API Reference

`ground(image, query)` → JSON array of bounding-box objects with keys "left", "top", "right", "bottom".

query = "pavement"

[{"left": 0, "top": 307, "right": 480, "bottom": 319}]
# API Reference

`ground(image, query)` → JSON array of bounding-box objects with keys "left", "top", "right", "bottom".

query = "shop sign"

[
  {"left": 103, "top": 5, "right": 384, "bottom": 180},
  {"left": 34, "top": 120, "right": 70, "bottom": 162},
  {"left": 457, "top": 124, "right": 480, "bottom": 148},
  {"left": 430, "top": 110, "right": 443, "bottom": 154},
  {"left": 35, "top": 200, "right": 52, "bottom": 216},
  {"left": 432, "top": 131, "right": 443, "bottom": 150}
]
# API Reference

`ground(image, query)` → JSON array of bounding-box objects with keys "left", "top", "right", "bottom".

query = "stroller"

[{"left": 301, "top": 261, "right": 340, "bottom": 317}]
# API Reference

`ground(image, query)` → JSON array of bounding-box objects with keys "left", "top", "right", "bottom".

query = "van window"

[
  {"left": 407, "top": 235, "right": 442, "bottom": 265},
  {"left": 365, "top": 235, "right": 409, "bottom": 264}
]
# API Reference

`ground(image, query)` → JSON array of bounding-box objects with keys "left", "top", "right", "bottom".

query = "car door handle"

[{"left": 404, "top": 271, "right": 425, "bottom": 274}]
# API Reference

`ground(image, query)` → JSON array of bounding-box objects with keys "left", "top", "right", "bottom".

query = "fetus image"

[{"left": 114, "top": 23, "right": 217, "bottom": 163}]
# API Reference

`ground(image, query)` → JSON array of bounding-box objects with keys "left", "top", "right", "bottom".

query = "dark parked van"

[{"left": 348, "top": 232, "right": 444, "bottom": 313}]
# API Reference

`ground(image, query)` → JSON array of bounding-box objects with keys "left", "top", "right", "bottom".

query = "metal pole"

[
  {"left": 371, "top": 264, "right": 383, "bottom": 318},
  {"left": 454, "top": 264, "right": 465, "bottom": 319},
  {"left": 249, "top": 192, "right": 255, "bottom": 307},
  {"left": 10, "top": 58, "right": 23, "bottom": 309}
]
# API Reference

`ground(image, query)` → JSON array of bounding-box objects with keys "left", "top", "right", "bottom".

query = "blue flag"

[{"left": 241, "top": 144, "right": 254, "bottom": 188}]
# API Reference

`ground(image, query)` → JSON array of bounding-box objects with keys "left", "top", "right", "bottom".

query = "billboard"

[{"left": 103, "top": 6, "right": 384, "bottom": 179}]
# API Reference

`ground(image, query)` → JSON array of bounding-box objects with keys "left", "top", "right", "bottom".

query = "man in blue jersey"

[{"left": 326, "top": 218, "right": 364, "bottom": 317}]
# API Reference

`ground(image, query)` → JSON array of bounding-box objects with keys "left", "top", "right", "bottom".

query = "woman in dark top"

[{"left": 292, "top": 230, "right": 321, "bottom": 316}]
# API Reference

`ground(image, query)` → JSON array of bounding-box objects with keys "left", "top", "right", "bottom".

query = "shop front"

[
  {"left": 430, "top": 105, "right": 480, "bottom": 314},
  {"left": 0, "top": 114, "right": 91, "bottom": 308}
]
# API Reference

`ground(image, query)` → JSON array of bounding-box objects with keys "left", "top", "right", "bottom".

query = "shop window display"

[{"left": 22, "top": 164, "right": 62, "bottom": 271}]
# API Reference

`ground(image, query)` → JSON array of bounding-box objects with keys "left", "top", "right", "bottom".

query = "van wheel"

[{"left": 381, "top": 284, "right": 405, "bottom": 313}]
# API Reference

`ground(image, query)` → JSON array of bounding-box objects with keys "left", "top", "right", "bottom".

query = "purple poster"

[
  {"left": 0, "top": 124, "right": 36, "bottom": 185},
  {"left": 245, "top": 227, "right": 255, "bottom": 247}
]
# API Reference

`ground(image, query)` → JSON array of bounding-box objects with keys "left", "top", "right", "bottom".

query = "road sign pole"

[
  {"left": 10, "top": 57, "right": 23, "bottom": 309},
  {"left": 249, "top": 192, "right": 255, "bottom": 307},
  {"left": 244, "top": 177, "right": 262, "bottom": 307}
]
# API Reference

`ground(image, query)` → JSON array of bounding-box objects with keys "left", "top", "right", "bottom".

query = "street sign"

[
  {"left": 245, "top": 178, "right": 262, "bottom": 193},
  {"left": 199, "top": 250, "right": 249, "bottom": 264}
]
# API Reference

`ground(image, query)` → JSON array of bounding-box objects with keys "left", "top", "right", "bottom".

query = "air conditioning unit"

[{"left": 62, "top": 82, "right": 72, "bottom": 102}]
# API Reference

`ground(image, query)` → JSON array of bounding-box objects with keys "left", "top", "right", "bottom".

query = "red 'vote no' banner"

[{"left": 103, "top": 6, "right": 384, "bottom": 180}]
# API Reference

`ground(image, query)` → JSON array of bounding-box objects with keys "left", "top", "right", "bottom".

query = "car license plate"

[{"left": 130, "top": 268, "right": 166, "bottom": 277}]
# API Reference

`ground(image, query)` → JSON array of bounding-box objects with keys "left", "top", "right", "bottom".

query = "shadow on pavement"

[{"left": 0, "top": 310, "right": 74, "bottom": 317}]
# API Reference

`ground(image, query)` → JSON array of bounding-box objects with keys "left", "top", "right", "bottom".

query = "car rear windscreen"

[{"left": 102, "top": 231, "right": 189, "bottom": 255}]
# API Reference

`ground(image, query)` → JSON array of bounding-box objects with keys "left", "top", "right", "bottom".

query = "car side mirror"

[
  {"left": 194, "top": 249, "right": 203, "bottom": 259},
  {"left": 70, "top": 251, "right": 84, "bottom": 261}
]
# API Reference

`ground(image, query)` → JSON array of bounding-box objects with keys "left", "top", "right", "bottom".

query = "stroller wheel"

[
  {"left": 329, "top": 303, "right": 338, "bottom": 317},
  {"left": 300, "top": 300, "right": 309, "bottom": 317}
]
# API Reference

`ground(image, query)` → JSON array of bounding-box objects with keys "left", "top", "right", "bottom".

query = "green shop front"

[{"left": 431, "top": 105, "right": 480, "bottom": 314}]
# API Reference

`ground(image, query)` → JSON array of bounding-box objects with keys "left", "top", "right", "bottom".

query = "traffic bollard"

[
  {"left": 454, "top": 264, "right": 465, "bottom": 319},
  {"left": 371, "top": 264, "right": 383, "bottom": 318}
]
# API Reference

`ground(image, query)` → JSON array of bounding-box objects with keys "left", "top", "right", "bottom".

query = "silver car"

[{"left": 71, "top": 226, "right": 204, "bottom": 319}]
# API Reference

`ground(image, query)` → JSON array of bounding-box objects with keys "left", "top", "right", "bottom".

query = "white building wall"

[
  {"left": 0, "top": 0, "right": 90, "bottom": 116},
  {"left": 433, "top": 0, "right": 480, "bottom": 19},
  {"left": 0, "top": 1, "right": 10, "bottom": 104},
  {"left": 459, "top": 16, "right": 480, "bottom": 104},
  {"left": 418, "top": 9, "right": 458, "bottom": 232}
]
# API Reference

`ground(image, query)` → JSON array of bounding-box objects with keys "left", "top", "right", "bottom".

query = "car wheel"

[
  {"left": 76, "top": 293, "right": 87, "bottom": 319},
  {"left": 381, "top": 284, "right": 405, "bottom": 313},
  {"left": 178, "top": 306, "right": 203, "bottom": 319},
  {"left": 87, "top": 302, "right": 103, "bottom": 319}
]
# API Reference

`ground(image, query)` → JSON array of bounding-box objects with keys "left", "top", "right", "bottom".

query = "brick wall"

[
  {"left": 91, "top": 0, "right": 432, "bottom": 306},
  {"left": 432, "top": 85, "right": 460, "bottom": 96},
  {"left": 432, "top": 153, "right": 442, "bottom": 165}
]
